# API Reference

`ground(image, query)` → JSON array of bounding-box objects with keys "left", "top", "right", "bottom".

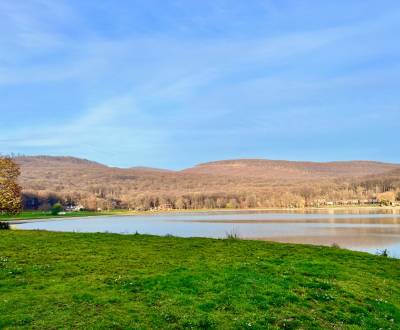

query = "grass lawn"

[{"left": 0, "top": 231, "right": 399, "bottom": 329}]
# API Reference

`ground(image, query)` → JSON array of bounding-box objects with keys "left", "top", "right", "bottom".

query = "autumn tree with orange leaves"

[{"left": 0, "top": 157, "right": 22, "bottom": 215}]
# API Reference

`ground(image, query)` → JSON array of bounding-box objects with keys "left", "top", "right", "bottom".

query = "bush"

[
  {"left": 225, "top": 228, "right": 240, "bottom": 240},
  {"left": 0, "top": 222, "right": 10, "bottom": 230},
  {"left": 51, "top": 203, "right": 63, "bottom": 215},
  {"left": 377, "top": 249, "right": 389, "bottom": 257}
]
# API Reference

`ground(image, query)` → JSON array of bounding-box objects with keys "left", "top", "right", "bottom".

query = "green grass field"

[{"left": 0, "top": 231, "right": 399, "bottom": 329}]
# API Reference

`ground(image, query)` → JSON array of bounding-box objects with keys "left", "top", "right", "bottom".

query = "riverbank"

[
  {"left": 0, "top": 230, "right": 399, "bottom": 329},
  {"left": 2, "top": 205, "right": 400, "bottom": 223},
  {"left": 0, "top": 210, "right": 136, "bottom": 223}
]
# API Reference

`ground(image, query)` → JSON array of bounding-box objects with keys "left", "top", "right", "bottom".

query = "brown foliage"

[{"left": 0, "top": 157, "right": 22, "bottom": 214}]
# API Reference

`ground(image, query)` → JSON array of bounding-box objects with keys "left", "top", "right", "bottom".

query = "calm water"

[{"left": 15, "top": 209, "right": 400, "bottom": 257}]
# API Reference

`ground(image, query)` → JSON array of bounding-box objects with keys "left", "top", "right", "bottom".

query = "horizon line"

[{"left": 8, "top": 153, "right": 400, "bottom": 171}]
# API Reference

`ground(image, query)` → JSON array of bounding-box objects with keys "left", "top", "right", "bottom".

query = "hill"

[
  {"left": 184, "top": 159, "right": 399, "bottom": 179},
  {"left": 14, "top": 156, "right": 400, "bottom": 210}
]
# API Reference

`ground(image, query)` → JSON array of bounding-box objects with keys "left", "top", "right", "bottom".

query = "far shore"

[{"left": 2, "top": 205, "right": 400, "bottom": 224}]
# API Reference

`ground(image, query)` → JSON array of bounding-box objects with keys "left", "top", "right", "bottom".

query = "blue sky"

[{"left": 1, "top": 0, "right": 399, "bottom": 169}]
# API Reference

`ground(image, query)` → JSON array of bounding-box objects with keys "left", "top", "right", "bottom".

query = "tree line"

[{"left": 22, "top": 183, "right": 400, "bottom": 211}]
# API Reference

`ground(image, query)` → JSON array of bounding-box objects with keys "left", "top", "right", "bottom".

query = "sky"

[{"left": 0, "top": 0, "right": 399, "bottom": 169}]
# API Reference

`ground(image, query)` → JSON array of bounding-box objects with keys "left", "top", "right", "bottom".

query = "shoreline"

[{"left": 3, "top": 205, "right": 400, "bottom": 224}]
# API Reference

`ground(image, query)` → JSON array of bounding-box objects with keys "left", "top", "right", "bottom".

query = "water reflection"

[{"left": 15, "top": 210, "right": 400, "bottom": 258}]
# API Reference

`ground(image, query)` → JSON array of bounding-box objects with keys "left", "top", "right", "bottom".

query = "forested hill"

[
  {"left": 184, "top": 159, "right": 399, "bottom": 179},
  {"left": 15, "top": 156, "right": 400, "bottom": 210}
]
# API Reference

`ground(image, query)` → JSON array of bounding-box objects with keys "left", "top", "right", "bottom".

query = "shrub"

[
  {"left": 225, "top": 228, "right": 240, "bottom": 240},
  {"left": 0, "top": 222, "right": 10, "bottom": 230},
  {"left": 377, "top": 249, "right": 389, "bottom": 257},
  {"left": 51, "top": 203, "right": 63, "bottom": 215}
]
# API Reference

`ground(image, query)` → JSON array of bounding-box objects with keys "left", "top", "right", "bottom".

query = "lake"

[{"left": 15, "top": 209, "right": 400, "bottom": 258}]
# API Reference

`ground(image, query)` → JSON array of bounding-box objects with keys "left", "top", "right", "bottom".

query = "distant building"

[
  {"left": 65, "top": 205, "right": 84, "bottom": 212},
  {"left": 153, "top": 203, "right": 173, "bottom": 211}
]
